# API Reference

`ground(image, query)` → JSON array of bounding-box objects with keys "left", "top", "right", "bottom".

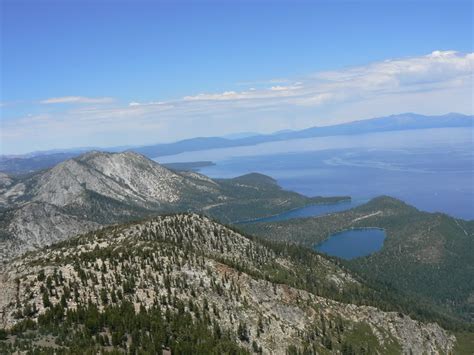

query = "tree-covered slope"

[
  {"left": 241, "top": 196, "right": 474, "bottom": 323},
  {"left": 0, "top": 214, "right": 457, "bottom": 354}
]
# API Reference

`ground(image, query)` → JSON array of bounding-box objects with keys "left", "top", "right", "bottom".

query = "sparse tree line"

[{"left": 0, "top": 213, "right": 470, "bottom": 353}]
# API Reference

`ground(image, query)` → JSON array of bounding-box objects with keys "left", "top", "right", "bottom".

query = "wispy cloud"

[
  {"left": 128, "top": 101, "right": 172, "bottom": 108},
  {"left": 2, "top": 51, "right": 473, "bottom": 154},
  {"left": 40, "top": 96, "right": 115, "bottom": 104},
  {"left": 177, "top": 50, "right": 473, "bottom": 107}
]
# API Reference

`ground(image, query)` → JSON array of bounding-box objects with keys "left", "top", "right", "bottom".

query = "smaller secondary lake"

[{"left": 315, "top": 228, "right": 386, "bottom": 260}]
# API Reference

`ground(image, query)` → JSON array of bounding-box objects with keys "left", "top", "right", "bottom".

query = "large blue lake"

[
  {"left": 157, "top": 128, "right": 474, "bottom": 220},
  {"left": 315, "top": 228, "right": 386, "bottom": 260}
]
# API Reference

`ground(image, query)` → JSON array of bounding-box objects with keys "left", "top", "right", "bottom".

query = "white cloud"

[
  {"left": 315, "top": 50, "right": 472, "bottom": 89},
  {"left": 3, "top": 50, "right": 473, "bottom": 154},
  {"left": 128, "top": 101, "right": 170, "bottom": 107},
  {"left": 177, "top": 51, "right": 473, "bottom": 108},
  {"left": 40, "top": 96, "right": 115, "bottom": 104},
  {"left": 270, "top": 85, "right": 290, "bottom": 91},
  {"left": 183, "top": 91, "right": 241, "bottom": 101}
]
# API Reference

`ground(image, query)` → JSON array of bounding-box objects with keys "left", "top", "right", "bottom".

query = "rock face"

[
  {"left": 0, "top": 214, "right": 455, "bottom": 354},
  {"left": 0, "top": 173, "right": 13, "bottom": 188},
  {"left": 1, "top": 202, "right": 100, "bottom": 260},
  {"left": 1, "top": 151, "right": 211, "bottom": 208},
  {"left": 0, "top": 173, "right": 16, "bottom": 206},
  {"left": 0, "top": 151, "right": 199, "bottom": 263},
  {"left": 31, "top": 152, "right": 187, "bottom": 206},
  {"left": 0, "top": 151, "right": 317, "bottom": 264}
]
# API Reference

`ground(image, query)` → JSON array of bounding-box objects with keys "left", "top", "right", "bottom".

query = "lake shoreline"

[{"left": 232, "top": 197, "right": 353, "bottom": 225}]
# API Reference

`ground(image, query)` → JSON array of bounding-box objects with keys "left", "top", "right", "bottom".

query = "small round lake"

[{"left": 314, "top": 228, "right": 386, "bottom": 260}]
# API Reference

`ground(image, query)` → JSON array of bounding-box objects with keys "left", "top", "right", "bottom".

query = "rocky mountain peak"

[
  {"left": 26, "top": 151, "right": 183, "bottom": 207},
  {"left": 74, "top": 150, "right": 154, "bottom": 167}
]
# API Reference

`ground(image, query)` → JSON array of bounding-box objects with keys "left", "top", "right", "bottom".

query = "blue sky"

[{"left": 1, "top": 0, "right": 473, "bottom": 154}]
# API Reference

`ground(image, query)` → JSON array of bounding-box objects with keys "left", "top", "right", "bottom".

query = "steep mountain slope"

[
  {"left": 0, "top": 214, "right": 456, "bottom": 354},
  {"left": 0, "top": 151, "right": 210, "bottom": 208},
  {"left": 0, "top": 151, "right": 341, "bottom": 264},
  {"left": 241, "top": 197, "right": 474, "bottom": 322},
  {"left": 0, "top": 173, "right": 13, "bottom": 189}
]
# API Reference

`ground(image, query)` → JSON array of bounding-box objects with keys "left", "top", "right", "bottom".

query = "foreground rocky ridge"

[
  {"left": 0, "top": 214, "right": 455, "bottom": 354},
  {"left": 0, "top": 151, "right": 335, "bottom": 264}
]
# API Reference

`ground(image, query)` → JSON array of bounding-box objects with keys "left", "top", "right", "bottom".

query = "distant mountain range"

[
  {"left": 134, "top": 112, "right": 473, "bottom": 158},
  {"left": 1, "top": 112, "right": 472, "bottom": 175}
]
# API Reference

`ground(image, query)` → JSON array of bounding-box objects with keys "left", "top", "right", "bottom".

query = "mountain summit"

[{"left": 23, "top": 151, "right": 209, "bottom": 207}]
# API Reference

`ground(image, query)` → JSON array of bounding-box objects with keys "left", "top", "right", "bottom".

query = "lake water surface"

[
  {"left": 315, "top": 228, "right": 386, "bottom": 260},
  {"left": 236, "top": 198, "right": 368, "bottom": 224},
  {"left": 157, "top": 128, "right": 474, "bottom": 220}
]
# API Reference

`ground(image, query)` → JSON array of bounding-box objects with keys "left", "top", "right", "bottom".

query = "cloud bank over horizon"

[{"left": 2, "top": 50, "right": 473, "bottom": 155}]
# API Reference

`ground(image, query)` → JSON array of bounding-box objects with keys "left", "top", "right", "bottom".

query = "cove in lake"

[
  {"left": 315, "top": 228, "right": 386, "bottom": 260},
  {"left": 236, "top": 198, "right": 368, "bottom": 224}
]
